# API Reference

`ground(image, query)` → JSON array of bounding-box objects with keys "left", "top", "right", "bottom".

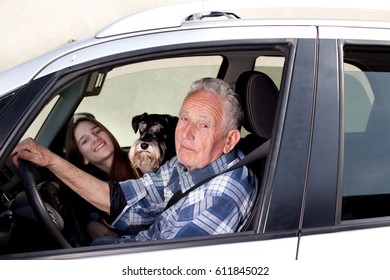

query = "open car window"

[{"left": 75, "top": 56, "right": 223, "bottom": 146}]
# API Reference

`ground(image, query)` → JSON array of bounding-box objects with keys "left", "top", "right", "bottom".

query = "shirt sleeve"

[{"left": 106, "top": 181, "right": 127, "bottom": 223}]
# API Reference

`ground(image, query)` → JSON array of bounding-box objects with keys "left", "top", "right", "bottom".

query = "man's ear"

[{"left": 223, "top": 129, "right": 241, "bottom": 154}]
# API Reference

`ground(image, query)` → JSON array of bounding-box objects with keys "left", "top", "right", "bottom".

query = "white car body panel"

[
  {"left": 93, "top": 236, "right": 299, "bottom": 261},
  {"left": 0, "top": 37, "right": 104, "bottom": 96},
  {"left": 298, "top": 226, "right": 390, "bottom": 260},
  {"left": 319, "top": 26, "right": 390, "bottom": 40},
  {"left": 37, "top": 25, "right": 317, "bottom": 80}
]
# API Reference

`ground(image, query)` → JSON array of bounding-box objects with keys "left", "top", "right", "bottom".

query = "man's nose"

[{"left": 181, "top": 123, "right": 195, "bottom": 139}]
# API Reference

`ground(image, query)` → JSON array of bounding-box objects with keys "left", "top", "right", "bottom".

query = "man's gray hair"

[{"left": 187, "top": 77, "right": 244, "bottom": 133}]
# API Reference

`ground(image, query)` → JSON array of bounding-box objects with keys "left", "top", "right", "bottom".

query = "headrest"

[{"left": 235, "top": 71, "right": 279, "bottom": 140}]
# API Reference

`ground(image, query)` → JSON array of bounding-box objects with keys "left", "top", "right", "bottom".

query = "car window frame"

[{"left": 1, "top": 31, "right": 312, "bottom": 259}]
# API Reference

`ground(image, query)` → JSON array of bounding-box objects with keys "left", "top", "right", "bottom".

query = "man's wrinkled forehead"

[
  {"left": 179, "top": 106, "right": 212, "bottom": 122},
  {"left": 181, "top": 91, "right": 223, "bottom": 113}
]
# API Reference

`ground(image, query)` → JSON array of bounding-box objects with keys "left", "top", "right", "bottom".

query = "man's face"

[{"left": 175, "top": 91, "right": 228, "bottom": 171}]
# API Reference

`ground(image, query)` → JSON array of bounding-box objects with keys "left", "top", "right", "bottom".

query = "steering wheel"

[{"left": 19, "top": 160, "right": 72, "bottom": 249}]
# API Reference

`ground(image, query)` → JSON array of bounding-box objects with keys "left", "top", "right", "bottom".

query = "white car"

[{"left": 1, "top": 1, "right": 390, "bottom": 277}]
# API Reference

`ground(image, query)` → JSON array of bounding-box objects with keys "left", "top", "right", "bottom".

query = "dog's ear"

[
  {"left": 163, "top": 115, "right": 179, "bottom": 134},
  {"left": 132, "top": 112, "right": 148, "bottom": 133}
]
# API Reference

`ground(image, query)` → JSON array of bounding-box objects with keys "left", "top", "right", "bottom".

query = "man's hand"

[
  {"left": 11, "top": 138, "right": 111, "bottom": 213},
  {"left": 11, "top": 138, "right": 53, "bottom": 168}
]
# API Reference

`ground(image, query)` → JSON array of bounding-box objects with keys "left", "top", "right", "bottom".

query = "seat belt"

[{"left": 164, "top": 139, "right": 270, "bottom": 211}]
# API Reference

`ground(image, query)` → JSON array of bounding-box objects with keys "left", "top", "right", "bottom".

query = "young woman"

[
  {"left": 65, "top": 113, "right": 140, "bottom": 181},
  {"left": 64, "top": 113, "right": 141, "bottom": 240}
]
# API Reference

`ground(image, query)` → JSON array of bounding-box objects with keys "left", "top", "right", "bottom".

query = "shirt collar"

[{"left": 176, "top": 149, "right": 239, "bottom": 193}]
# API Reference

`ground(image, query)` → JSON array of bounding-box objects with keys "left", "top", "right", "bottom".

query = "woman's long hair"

[{"left": 65, "top": 113, "right": 140, "bottom": 181}]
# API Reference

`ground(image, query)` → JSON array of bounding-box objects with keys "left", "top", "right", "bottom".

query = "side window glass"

[
  {"left": 76, "top": 56, "right": 222, "bottom": 146},
  {"left": 344, "top": 64, "right": 374, "bottom": 133},
  {"left": 254, "top": 56, "right": 285, "bottom": 89},
  {"left": 342, "top": 54, "right": 390, "bottom": 220},
  {"left": 23, "top": 96, "right": 60, "bottom": 139}
]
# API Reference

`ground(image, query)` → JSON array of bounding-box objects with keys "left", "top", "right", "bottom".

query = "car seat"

[
  {"left": 235, "top": 70, "right": 279, "bottom": 231},
  {"left": 235, "top": 70, "right": 279, "bottom": 172}
]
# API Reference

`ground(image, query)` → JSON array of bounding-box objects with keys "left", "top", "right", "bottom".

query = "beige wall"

[{"left": 0, "top": 0, "right": 192, "bottom": 73}]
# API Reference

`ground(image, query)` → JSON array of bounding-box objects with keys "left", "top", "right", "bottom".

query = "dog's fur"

[{"left": 129, "top": 112, "right": 178, "bottom": 173}]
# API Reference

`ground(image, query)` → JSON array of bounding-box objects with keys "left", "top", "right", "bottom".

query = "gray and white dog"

[{"left": 129, "top": 112, "right": 178, "bottom": 173}]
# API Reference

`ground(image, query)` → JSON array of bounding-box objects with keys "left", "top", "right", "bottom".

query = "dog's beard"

[{"left": 129, "top": 140, "right": 165, "bottom": 173}]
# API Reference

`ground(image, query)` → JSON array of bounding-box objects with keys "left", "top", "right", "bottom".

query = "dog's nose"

[{"left": 140, "top": 142, "right": 149, "bottom": 150}]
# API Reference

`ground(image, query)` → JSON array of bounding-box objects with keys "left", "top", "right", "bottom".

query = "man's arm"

[{"left": 11, "top": 138, "right": 111, "bottom": 213}]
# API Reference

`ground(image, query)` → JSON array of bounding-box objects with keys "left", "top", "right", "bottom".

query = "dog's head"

[{"left": 129, "top": 113, "right": 178, "bottom": 173}]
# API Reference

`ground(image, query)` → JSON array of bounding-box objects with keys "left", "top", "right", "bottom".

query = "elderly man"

[{"left": 11, "top": 77, "right": 258, "bottom": 244}]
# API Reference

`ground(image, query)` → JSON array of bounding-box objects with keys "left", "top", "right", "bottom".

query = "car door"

[
  {"left": 0, "top": 23, "right": 319, "bottom": 260},
  {"left": 298, "top": 25, "right": 390, "bottom": 261},
  {"left": 49, "top": 30, "right": 318, "bottom": 261}
]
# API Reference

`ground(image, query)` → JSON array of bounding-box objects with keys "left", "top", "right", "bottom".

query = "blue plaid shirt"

[{"left": 109, "top": 149, "right": 258, "bottom": 241}]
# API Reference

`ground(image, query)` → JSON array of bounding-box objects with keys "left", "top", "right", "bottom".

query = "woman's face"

[{"left": 73, "top": 120, "right": 115, "bottom": 169}]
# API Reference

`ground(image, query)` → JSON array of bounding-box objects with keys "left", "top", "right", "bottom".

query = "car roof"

[
  {"left": 2, "top": 0, "right": 390, "bottom": 97},
  {"left": 96, "top": 0, "right": 390, "bottom": 37}
]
